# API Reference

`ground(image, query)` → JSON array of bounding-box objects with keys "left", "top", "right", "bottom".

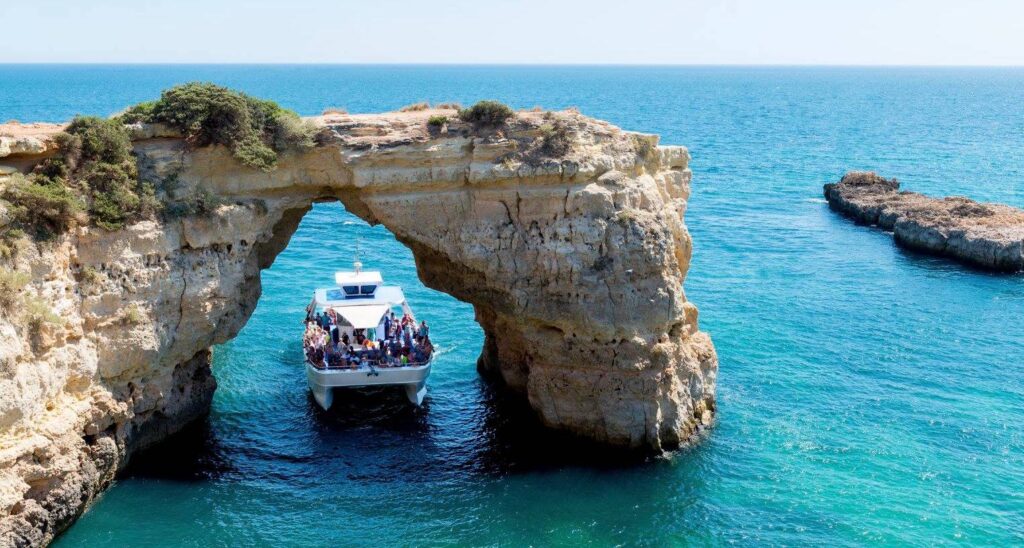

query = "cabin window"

[
  {"left": 342, "top": 285, "right": 359, "bottom": 296},
  {"left": 360, "top": 285, "right": 377, "bottom": 295}
]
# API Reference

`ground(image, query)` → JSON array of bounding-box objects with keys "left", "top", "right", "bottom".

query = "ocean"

[{"left": 3, "top": 65, "right": 1024, "bottom": 545}]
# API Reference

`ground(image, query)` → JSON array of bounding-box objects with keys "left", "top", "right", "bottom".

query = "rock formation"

[
  {"left": 824, "top": 172, "right": 1024, "bottom": 271},
  {"left": 0, "top": 109, "right": 717, "bottom": 545}
]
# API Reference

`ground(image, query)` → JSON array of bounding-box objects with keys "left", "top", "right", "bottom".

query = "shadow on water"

[
  {"left": 120, "top": 417, "right": 234, "bottom": 482},
  {"left": 469, "top": 381, "right": 654, "bottom": 474},
  {"left": 123, "top": 377, "right": 656, "bottom": 485}
]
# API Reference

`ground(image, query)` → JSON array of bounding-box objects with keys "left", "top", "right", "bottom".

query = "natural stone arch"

[{"left": 0, "top": 109, "right": 717, "bottom": 545}]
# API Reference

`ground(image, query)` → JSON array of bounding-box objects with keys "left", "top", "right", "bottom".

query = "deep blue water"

[{"left": 3, "top": 65, "right": 1024, "bottom": 545}]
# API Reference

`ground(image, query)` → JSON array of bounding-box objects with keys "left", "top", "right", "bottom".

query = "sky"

[{"left": 2, "top": 0, "right": 1024, "bottom": 65}]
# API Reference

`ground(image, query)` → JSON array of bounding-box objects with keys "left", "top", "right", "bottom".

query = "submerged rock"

[
  {"left": 824, "top": 171, "right": 1024, "bottom": 271},
  {"left": 0, "top": 109, "right": 717, "bottom": 545}
]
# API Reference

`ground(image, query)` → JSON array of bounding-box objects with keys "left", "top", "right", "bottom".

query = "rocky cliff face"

[
  {"left": 825, "top": 171, "right": 1024, "bottom": 271},
  {"left": 0, "top": 109, "right": 717, "bottom": 545}
]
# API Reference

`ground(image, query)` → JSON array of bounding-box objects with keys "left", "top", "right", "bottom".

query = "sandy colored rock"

[
  {"left": 0, "top": 110, "right": 717, "bottom": 545},
  {"left": 824, "top": 171, "right": 1024, "bottom": 271}
]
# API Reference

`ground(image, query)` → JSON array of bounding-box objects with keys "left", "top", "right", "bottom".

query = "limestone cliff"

[{"left": 0, "top": 109, "right": 717, "bottom": 546}]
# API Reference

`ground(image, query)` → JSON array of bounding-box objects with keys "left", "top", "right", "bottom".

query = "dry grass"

[
  {"left": 435, "top": 102, "right": 462, "bottom": 110},
  {"left": 0, "top": 268, "right": 30, "bottom": 311},
  {"left": 122, "top": 303, "right": 144, "bottom": 325},
  {"left": 322, "top": 107, "right": 348, "bottom": 115},
  {"left": 398, "top": 102, "right": 430, "bottom": 112}
]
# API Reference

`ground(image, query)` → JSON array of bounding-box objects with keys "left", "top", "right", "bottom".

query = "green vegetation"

[
  {"left": 0, "top": 228, "right": 28, "bottom": 260},
  {"left": 0, "top": 268, "right": 30, "bottom": 312},
  {"left": 122, "top": 303, "right": 144, "bottom": 325},
  {"left": 2, "top": 174, "right": 87, "bottom": 238},
  {"left": 121, "top": 82, "right": 317, "bottom": 171},
  {"left": 163, "top": 187, "right": 223, "bottom": 218},
  {"left": 539, "top": 121, "right": 572, "bottom": 156},
  {"left": 632, "top": 134, "right": 655, "bottom": 160},
  {"left": 427, "top": 115, "right": 449, "bottom": 129},
  {"left": 1, "top": 83, "right": 321, "bottom": 242},
  {"left": 458, "top": 101, "right": 514, "bottom": 127},
  {"left": 2, "top": 115, "right": 157, "bottom": 236}
]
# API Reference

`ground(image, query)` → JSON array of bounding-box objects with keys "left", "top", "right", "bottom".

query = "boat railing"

[{"left": 304, "top": 348, "right": 431, "bottom": 371}]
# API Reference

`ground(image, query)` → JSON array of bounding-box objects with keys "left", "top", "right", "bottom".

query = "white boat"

[{"left": 303, "top": 262, "right": 433, "bottom": 408}]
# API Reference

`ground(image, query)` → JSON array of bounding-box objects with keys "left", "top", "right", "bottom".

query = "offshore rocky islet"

[
  {"left": 0, "top": 98, "right": 717, "bottom": 545},
  {"left": 824, "top": 171, "right": 1024, "bottom": 271}
]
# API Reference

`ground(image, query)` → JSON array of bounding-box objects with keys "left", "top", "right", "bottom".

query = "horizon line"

[{"left": 2, "top": 62, "right": 1024, "bottom": 69}]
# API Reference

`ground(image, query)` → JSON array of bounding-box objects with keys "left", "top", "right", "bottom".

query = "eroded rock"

[
  {"left": 0, "top": 110, "right": 717, "bottom": 545},
  {"left": 824, "top": 171, "right": 1024, "bottom": 271}
]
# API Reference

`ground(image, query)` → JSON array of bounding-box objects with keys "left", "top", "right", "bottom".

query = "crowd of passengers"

[{"left": 304, "top": 309, "right": 433, "bottom": 369}]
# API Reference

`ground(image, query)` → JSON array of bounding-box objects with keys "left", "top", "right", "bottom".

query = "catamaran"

[{"left": 303, "top": 262, "right": 433, "bottom": 408}]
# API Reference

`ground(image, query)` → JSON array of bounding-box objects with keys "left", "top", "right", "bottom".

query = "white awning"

[
  {"left": 329, "top": 304, "right": 390, "bottom": 329},
  {"left": 335, "top": 271, "right": 383, "bottom": 285}
]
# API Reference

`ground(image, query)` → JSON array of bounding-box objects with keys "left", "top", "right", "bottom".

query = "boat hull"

[{"left": 305, "top": 361, "right": 431, "bottom": 408}]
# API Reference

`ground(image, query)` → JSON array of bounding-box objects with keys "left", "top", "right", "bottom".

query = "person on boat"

[
  {"left": 314, "top": 312, "right": 324, "bottom": 329},
  {"left": 411, "top": 344, "right": 426, "bottom": 364},
  {"left": 422, "top": 336, "right": 434, "bottom": 358},
  {"left": 417, "top": 320, "right": 429, "bottom": 339},
  {"left": 403, "top": 323, "right": 413, "bottom": 349},
  {"left": 341, "top": 331, "right": 350, "bottom": 346},
  {"left": 383, "top": 314, "right": 392, "bottom": 340}
]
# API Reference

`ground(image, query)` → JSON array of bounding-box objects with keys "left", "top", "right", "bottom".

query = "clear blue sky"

[{"left": 3, "top": 0, "right": 1024, "bottom": 65}]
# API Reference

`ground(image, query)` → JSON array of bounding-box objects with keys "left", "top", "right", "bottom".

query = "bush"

[
  {"left": 117, "top": 101, "right": 157, "bottom": 124},
  {"left": 122, "top": 303, "right": 144, "bottom": 325},
  {"left": 2, "top": 174, "right": 87, "bottom": 238},
  {"left": 0, "top": 268, "right": 30, "bottom": 312},
  {"left": 164, "top": 187, "right": 223, "bottom": 218},
  {"left": 632, "top": 134, "right": 655, "bottom": 160},
  {"left": 134, "top": 82, "right": 316, "bottom": 171},
  {"left": 23, "top": 117, "right": 158, "bottom": 233},
  {"left": 427, "top": 115, "right": 448, "bottom": 128},
  {"left": 539, "top": 122, "right": 572, "bottom": 156},
  {"left": 322, "top": 107, "right": 347, "bottom": 115},
  {"left": 458, "top": 101, "right": 514, "bottom": 127},
  {"left": 0, "top": 228, "right": 28, "bottom": 260}
]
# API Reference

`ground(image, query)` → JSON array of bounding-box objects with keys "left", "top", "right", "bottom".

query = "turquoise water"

[{"left": 3, "top": 65, "right": 1024, "bottom": 545}]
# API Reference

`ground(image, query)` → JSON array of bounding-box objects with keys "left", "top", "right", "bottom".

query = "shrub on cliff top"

[
  {"left": 458, "top": 101, "right": 514, "bottom": 127},
  {"left": 539, "top": 121, "right": 572, "bottom": 156},
  {"left": 427, "top": 115, "right": 448, "bottom": 128},
  {"left": 27, "top": 116, "right": 158, "bottom": 233},
  {"left": 2, "top": 174, "right": 87, "bottom": 238},
  {"left": 125, "top": 82, "right": 316, "bottom": 171}
]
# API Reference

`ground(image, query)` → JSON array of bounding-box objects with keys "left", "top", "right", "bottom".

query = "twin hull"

[{"left": 306, "top": 362, "right": 431, "bottom": 408}]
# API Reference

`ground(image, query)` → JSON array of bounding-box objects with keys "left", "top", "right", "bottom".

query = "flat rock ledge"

[{"left": 824, "top": 172, "right": 1024, "bottom": 272}]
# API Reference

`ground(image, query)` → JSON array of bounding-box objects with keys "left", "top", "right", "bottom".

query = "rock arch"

[{"left": 0, "top": 110, "right": 716, "bottom": 545}]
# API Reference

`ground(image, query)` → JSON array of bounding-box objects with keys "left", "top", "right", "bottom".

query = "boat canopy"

[
  {"left": 313, "top": 285, "right": 406, "bottom": 309},
  {"left": 308, "top": 285, "right": 413, "bottom": 327},
  {"left": 332, "top": 304, "right": 391, "bottom": 329}
]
